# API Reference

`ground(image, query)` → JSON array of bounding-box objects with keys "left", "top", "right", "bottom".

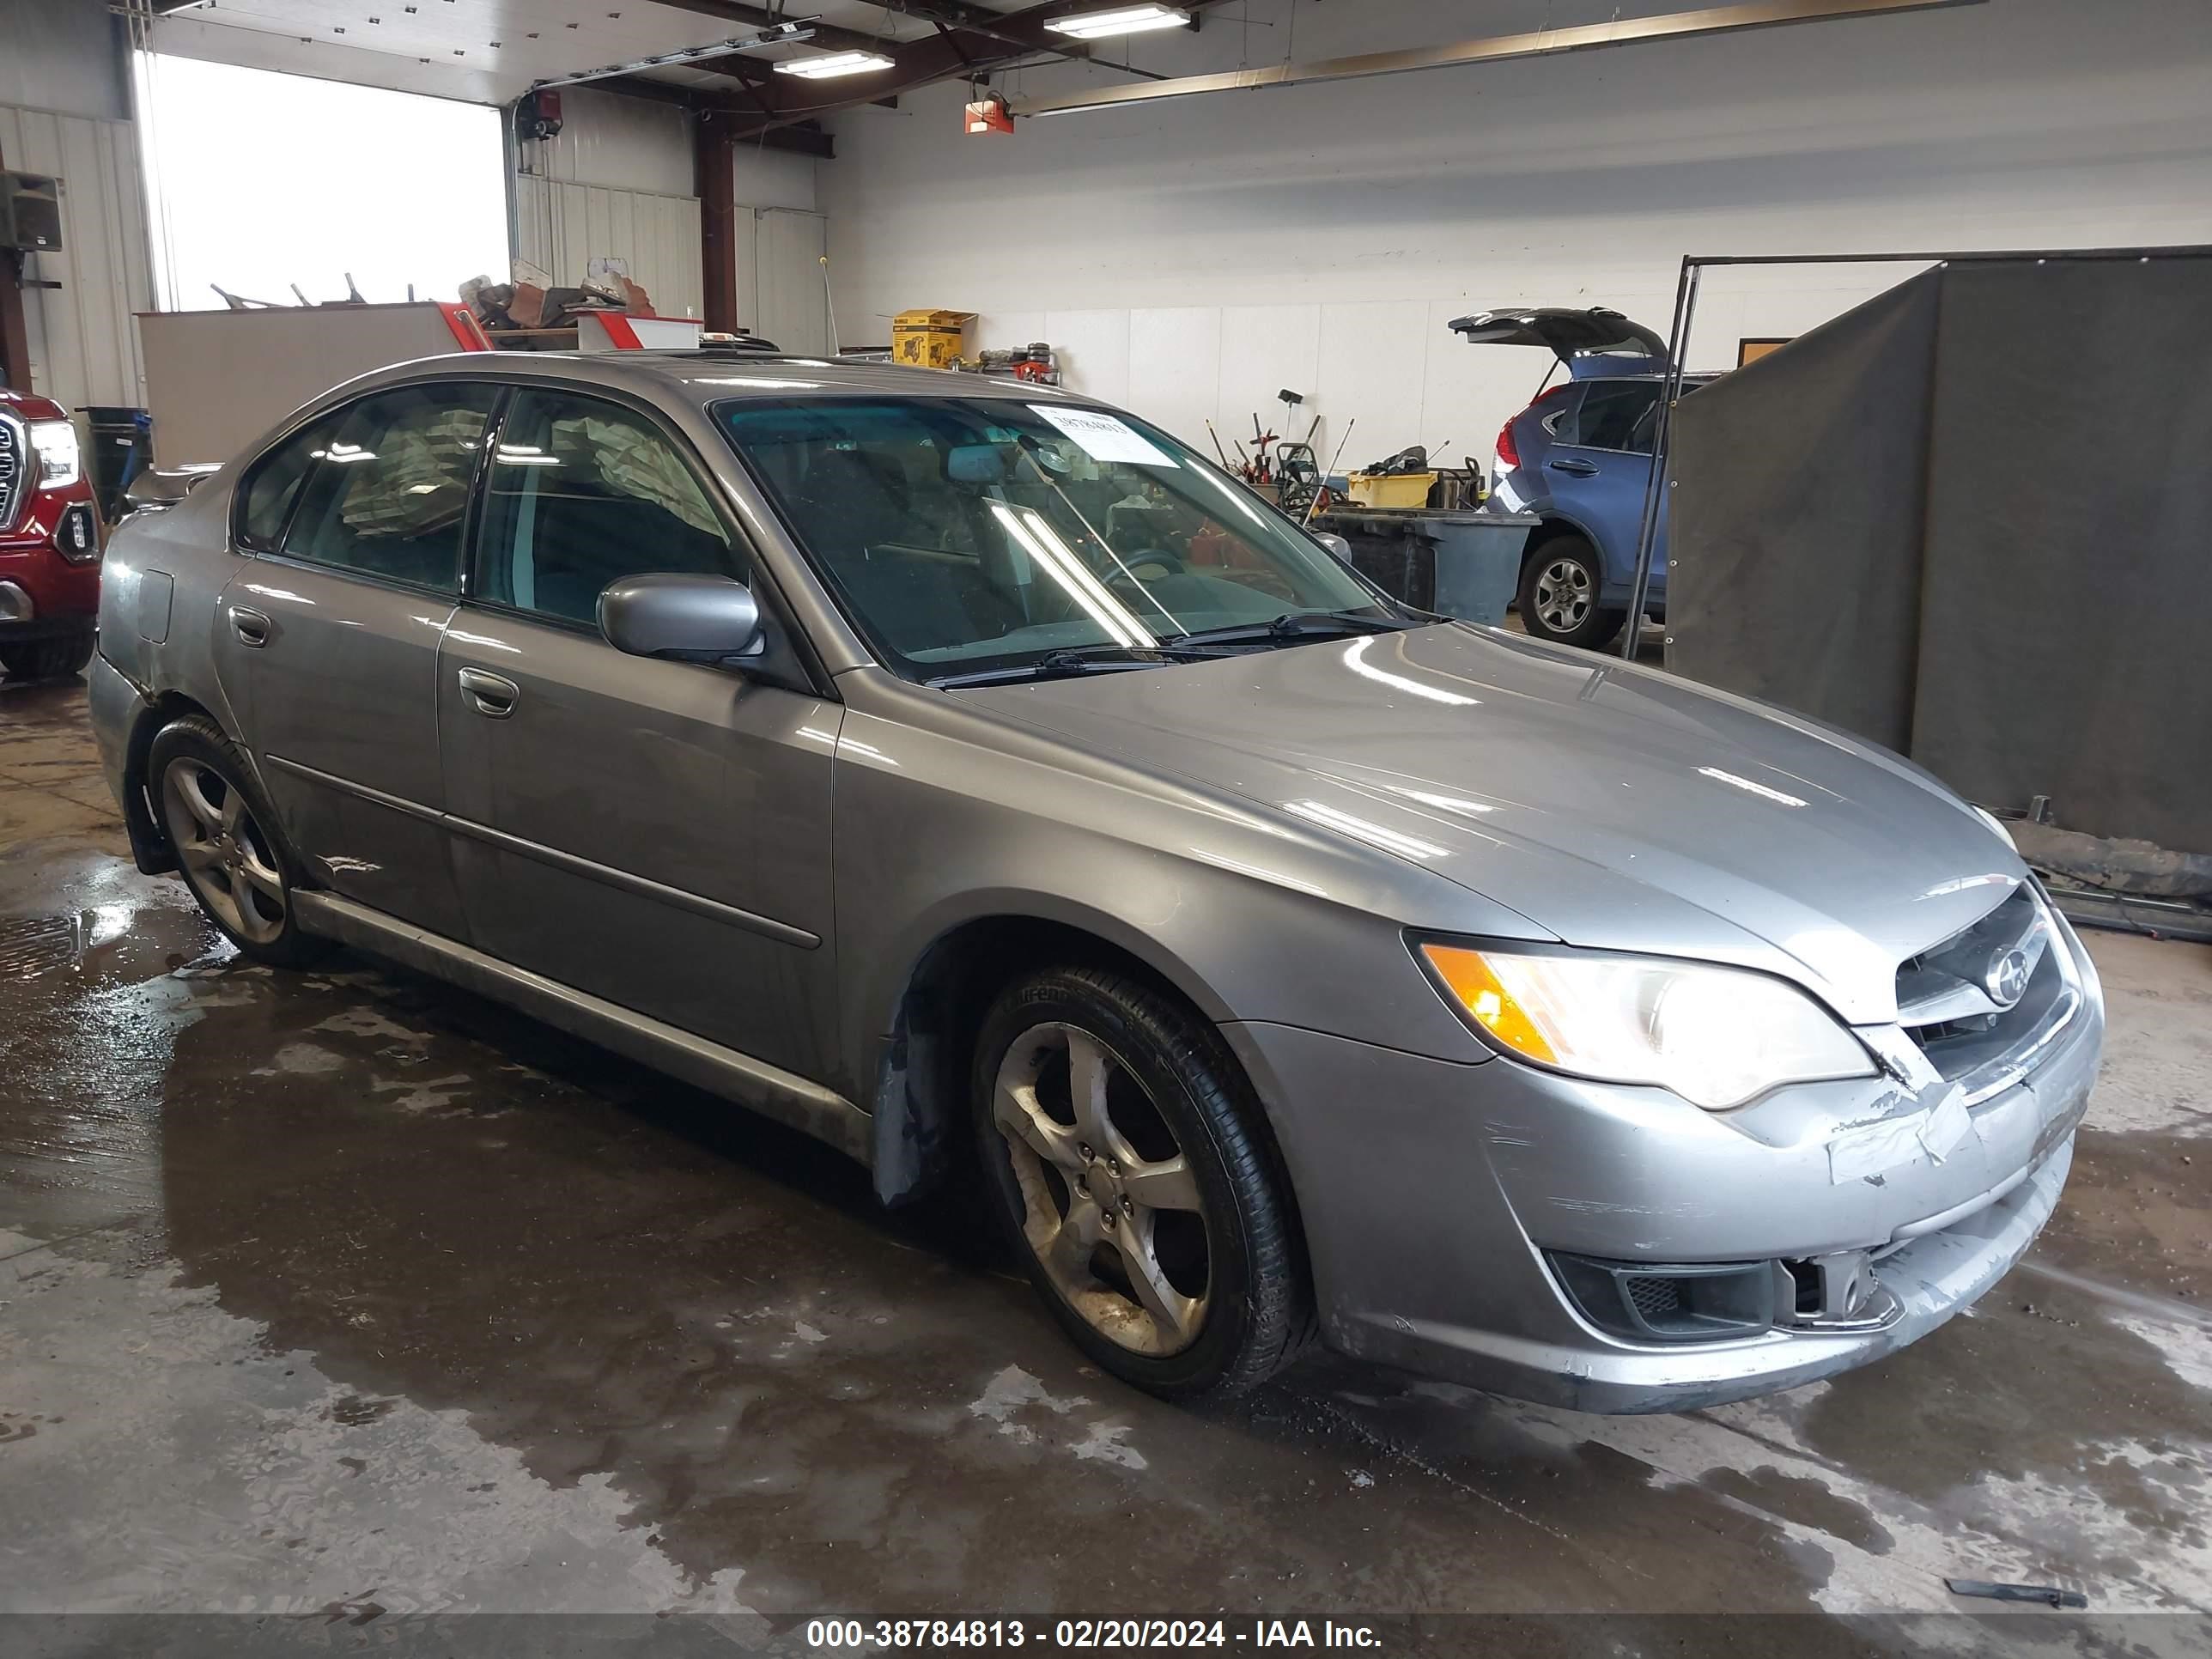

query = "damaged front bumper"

[{"left": 1222, "top": 911, "right": 2104, "bottom": 1414}]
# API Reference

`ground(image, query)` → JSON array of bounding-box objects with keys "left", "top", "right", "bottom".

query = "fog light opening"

[
  {"left": 1779, "top": 1249, "right": 1899, "bottom": 1332},
  {"left": 1550, "top": 1254, "right": 1778, "bottom": 1345}
]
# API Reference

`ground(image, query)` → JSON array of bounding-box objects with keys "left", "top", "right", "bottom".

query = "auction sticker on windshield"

[{"left": 1030, "top": 405, "right": 1180, "bottom": 467}]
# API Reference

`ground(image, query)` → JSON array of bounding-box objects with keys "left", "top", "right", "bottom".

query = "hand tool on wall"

[
  {"left": 1206, "top": 420, "right": 1232, "bottom": 469},
  {"left": 1304, "top": 417, "right": 1356, "bottom": 526}
]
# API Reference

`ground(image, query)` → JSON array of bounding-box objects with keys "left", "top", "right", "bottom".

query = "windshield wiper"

[
  {"left": 927, "top": 641, "right": 1231, "bottom": 689},
  {"left": 1165, "top": 608, "right": 1419, "bottom": 650}
]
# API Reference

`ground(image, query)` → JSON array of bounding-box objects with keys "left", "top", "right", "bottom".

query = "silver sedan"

[{"left": 90, "top": 352, "right": 2101, "bottom": 1409}]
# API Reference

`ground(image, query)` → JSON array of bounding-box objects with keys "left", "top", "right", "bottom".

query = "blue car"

[{"left": 1452, "top": 307, "right": 1713, "bottom": 647}]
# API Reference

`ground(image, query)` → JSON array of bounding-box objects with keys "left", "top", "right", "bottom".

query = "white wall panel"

[
  {"left": 0, "top": 104, "right": 151, "bottom": 410},
  {"left": 513, "top": 175, "right": 703, "bottom": 321},
  {"left": 1215, "top": 305, "right": 1322, "bottom": 456},
  {"left": 1126, "top": 309, "right": 1221, "bottom": 454},
  {"left": 1044, "top": 310, "right": 1130, "bottom": 408},
  {"left": 752, "top": 209, "right": 829, "bottom": 356},
  {"left": 1312, "top": 301, "right": 1433, "bottom": 470},
  {"left": 823, "top": 0, "right": 2212, "bottom": 469},
  {"left": 1418, "top": 298, "right": 1516, "bottom": 478}
]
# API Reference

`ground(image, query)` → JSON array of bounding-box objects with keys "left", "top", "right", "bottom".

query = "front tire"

[
  {"left": 149, "top": 715, "right": 328, "bottom": 968},
  {"left": 973, "top": 965, "right": 1312, "bottom": 1399},
  {"left": 1517, "top": 535, "right": 1624, "bottom": 648},
  {"left": 0, "top": 633, "right": 95, "bottom": 681}
]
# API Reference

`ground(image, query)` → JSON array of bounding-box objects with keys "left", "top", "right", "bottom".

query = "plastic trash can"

[{"left": 1431, "top": 514, "right": 1538, "bottom": 626}]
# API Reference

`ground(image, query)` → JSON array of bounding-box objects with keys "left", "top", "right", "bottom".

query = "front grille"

[
  {"left": 0, "top": 413, "right": 21, "bottom": 531},
  {"left": 1895, "top": 884, "right": 2081, "bottom": 1103}
]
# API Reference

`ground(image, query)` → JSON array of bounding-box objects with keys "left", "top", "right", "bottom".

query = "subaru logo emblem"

[{"left": 1984, "top": 948, "right": 2032, "bottom": 1009}]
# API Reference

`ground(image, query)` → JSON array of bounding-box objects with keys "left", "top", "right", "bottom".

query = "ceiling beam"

[
  {"left": 844, "top": 1, "right": 1171, "bottom": 62},
  {"left": 650, "top": 2, "right": 1223, "bottom": 90},
  {"left": 594, "top": 74, "right": 838, "bottom": 156},
  {"left": 1010, "top": 0, "right": 1985, "bottom": 117},
  {"left": 703, "top": 1, "right": 1237, "bottom": 138},
  {"left": 642, "top": 2, "right": 903, "bottom": 58}
]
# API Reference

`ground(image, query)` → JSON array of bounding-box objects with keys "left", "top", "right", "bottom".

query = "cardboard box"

[{"left": 892, "top": 308, "right": 975, "bottom": 369}]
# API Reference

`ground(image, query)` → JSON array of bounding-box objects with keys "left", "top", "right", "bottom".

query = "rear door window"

[
  {"left": 1563, "top": 381, "right": 1660, "bottom": 453},
  {"left": 279, "top": 383, "right": 500, "bottom": 592}
]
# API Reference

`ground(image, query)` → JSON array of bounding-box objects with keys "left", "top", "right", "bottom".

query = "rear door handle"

[
  {"left": 228, "top": 606, "right": 272, "bottom": 648},
  {"left": 1547, "top": 458, "right": 1600, "bottom": 477},
  {"left": 457, "top": 666, "right": 520, "bottom": 719}
]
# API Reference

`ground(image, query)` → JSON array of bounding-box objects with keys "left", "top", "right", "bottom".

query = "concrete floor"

[{"left": 3, "top": 672, "right": 2209, "bottom": 1643}]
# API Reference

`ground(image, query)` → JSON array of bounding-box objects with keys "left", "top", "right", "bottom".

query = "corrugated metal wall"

[
  {"left": 512, "top": 175, "right": 704, "bottom": 324},
  {"left": 520, "top": 88, "right": 694, "bottom": 198},
  {"left": 0, "top": 104, "right": 152, "bottom": 410}
]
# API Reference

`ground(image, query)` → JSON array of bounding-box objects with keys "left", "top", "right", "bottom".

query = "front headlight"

[
  {"left": 29, "top": 419, "right": 82, "bottom": 491},
  {"left": 1417, "top": 941, "right": 1874, "bottom": 1110}
]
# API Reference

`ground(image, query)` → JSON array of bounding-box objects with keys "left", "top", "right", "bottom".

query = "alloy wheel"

[
  {"left": 991, "top": 1022, "right": 1210, "bottom": 1356},
  {"left": 161, "top": 760, "right": 288, "bottom": 945},
  {"left": 1534, "top": 556, "right": 1594, "bottom": 632}
]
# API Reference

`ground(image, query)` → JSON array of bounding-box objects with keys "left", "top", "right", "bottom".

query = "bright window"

[{"left": 134, "top": 54, "right": 508, "bottom": 311}]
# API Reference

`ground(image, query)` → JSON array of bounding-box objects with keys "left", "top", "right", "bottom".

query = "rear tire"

[
  {"left": 0, "top": 633, "right": 95, "bottom": 681},
  {"left": 1517, "top": 535, "right": 1624, "bottom": 649},
  {"left": 149, "top": 715, "right": 330, "bottom": 969},
  {"left": 972, "top": 965, "right": 1313, "bottom": 1399}
]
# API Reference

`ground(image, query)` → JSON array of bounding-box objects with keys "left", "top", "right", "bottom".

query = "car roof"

[{"left": 349, "top": 349, "right": 1073, "bottom": 412}]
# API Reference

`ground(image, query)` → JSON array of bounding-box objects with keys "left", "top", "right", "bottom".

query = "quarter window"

[
  {"left": 235, "top": 415, "right": 340, "bottom": 550},
  {"left": 1565, "top": 381, "right": 1660, "bottom": 453},
  {"left": 281, "top": 383, "right": 499, "bottom": 590},
  {"left": 475, "top": 388, "right": 739, "bottom": 627}
]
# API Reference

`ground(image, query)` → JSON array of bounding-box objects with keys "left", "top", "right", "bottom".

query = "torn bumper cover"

[{"left": 1221, "top": 913, "right": 2102, "bottom": 1414}]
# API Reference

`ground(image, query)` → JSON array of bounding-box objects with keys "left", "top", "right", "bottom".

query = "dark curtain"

[{"left": 1668, "top": 252, "right": 2212, "bottom": 854}]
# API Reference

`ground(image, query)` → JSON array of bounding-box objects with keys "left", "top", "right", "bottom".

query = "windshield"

[{"left": 714, "top": 397, "right": 1390, "bottom": 681}]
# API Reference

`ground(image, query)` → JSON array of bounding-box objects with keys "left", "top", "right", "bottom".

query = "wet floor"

[{"left": 3, "top": 675, "right": 2209, "bottom": 1642}]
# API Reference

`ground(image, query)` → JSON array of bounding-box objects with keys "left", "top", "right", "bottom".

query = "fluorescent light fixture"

[
  {"left": 1047, "top": 4, "right": 1190, "bottom": 40},
  {"left": 774, "top": 49, "right": 894, "bottom": 79}
]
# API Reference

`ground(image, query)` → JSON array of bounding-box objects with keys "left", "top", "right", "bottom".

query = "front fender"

[{"left": 828, "top": 672, "right": 1523, "bottom": 1100}]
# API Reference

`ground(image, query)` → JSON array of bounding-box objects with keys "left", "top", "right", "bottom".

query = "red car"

[{"left": 0, "top": 386, "right": 101, "bottom": 680}]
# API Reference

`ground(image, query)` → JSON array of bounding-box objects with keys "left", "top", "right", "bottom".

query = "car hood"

[
  {"left": 0, "top": 386, "right": 66, "bottom": 421},
  {"left": 963, "top": 625, "right": 2023, "bottom": 1024}
]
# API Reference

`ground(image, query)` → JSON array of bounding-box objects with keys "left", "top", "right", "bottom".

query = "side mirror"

[
  {"left": 1312, "top": 532, "right": 1352, "bottom": 562},
  {"left": 599, "top": 573, "right": 763, "bottom": 664},
  {"left": 124, "top": 466, "right": 214, "bottom": 513}
]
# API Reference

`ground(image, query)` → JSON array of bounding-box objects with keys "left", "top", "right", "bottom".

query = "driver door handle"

[
  {"left": 457, "top": 666, "right": 520, "bottom": 719},
  {"left": 228, "top": 606, "right": 272, "bottom": 648}
]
